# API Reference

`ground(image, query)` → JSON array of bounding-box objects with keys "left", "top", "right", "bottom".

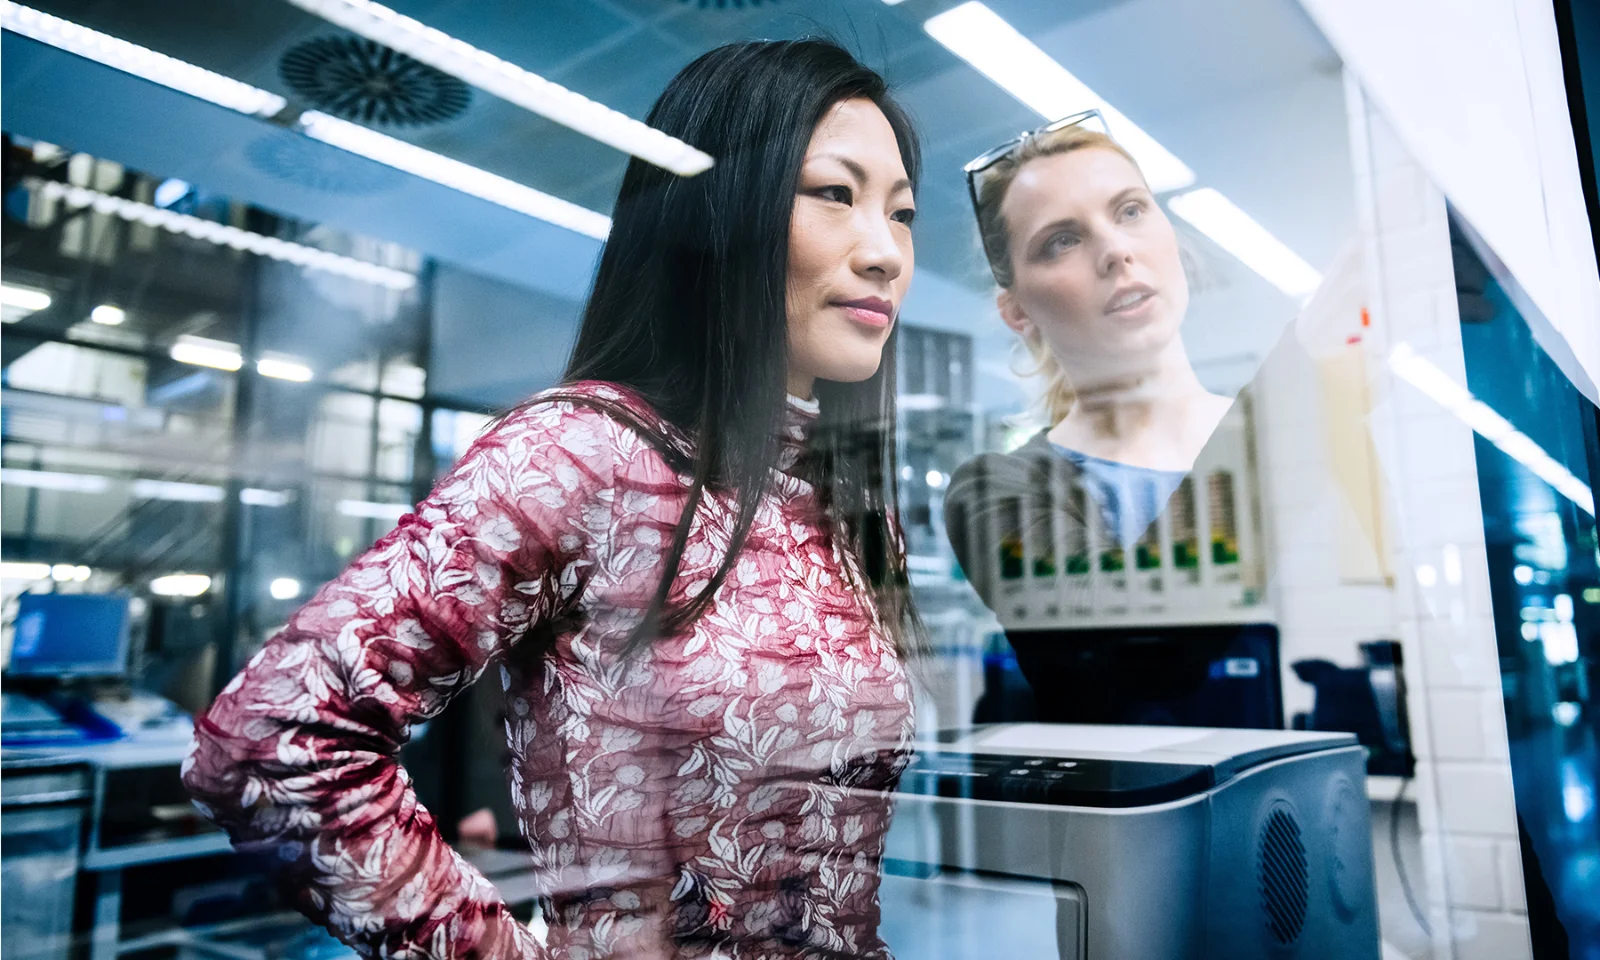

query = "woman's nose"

[
  {"left": 852, "top": 213, "right": 905, "bottom": 281},
  {"left": 1097, "top": 231, "right": 1136, "bottom": 276}
]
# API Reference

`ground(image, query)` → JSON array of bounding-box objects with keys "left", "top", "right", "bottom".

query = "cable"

[{"left": 1391, "top": 775, "right": 1434, "bottom": 938}]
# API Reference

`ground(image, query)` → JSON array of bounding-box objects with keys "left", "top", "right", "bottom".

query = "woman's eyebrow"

[
  {"left": 1028, "top": 216, "right": 1082, "bottom": 248},
  {"left": 809, "top": 153, "right": 911, "bottom": 193},
  {"left": 1106, "top": 185, "right": 1147, "bottom": 207}
]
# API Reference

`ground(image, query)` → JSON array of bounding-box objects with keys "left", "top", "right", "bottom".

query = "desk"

[{"left": 3, "top": 722, "right": 229, "bottom": 960}]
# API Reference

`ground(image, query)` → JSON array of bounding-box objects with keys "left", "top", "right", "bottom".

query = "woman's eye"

[
  {"left": 1119, "top": 201, "right": 1145, "bottom": 221},
  {"left": 815, "top": 185, "right": 853, "bottom": 205},
  {"left": 892, "top": 207, "right": 917, "bottom": 226},
  {"left": 1042, "top": 231, "right": 1080, "bottom": 256}
]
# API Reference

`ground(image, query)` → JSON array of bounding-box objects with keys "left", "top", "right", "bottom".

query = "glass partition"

[{"left": 2, "top": 1, "right": 1593, "bottom": 958}]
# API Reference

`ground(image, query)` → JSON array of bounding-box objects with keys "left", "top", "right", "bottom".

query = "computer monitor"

[
  {"left": 6, "top": 593, "right": 133, "bottom": 678},
  {"left": 1005, "top": 622, "right": 1284, "bottom": 730}
]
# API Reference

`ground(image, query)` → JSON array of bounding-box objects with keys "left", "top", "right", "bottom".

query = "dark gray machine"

[{"left": 886, "top": 724, "right": 1380, "bottom": 959}]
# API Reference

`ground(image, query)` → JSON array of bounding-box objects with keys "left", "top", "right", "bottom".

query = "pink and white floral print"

[{"left": 183, "top": 381, "right": 915, "bottom": 960}]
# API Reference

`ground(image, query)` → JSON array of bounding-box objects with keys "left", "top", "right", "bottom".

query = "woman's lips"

[
  {"left": 835, "top": 297, "right": 894, "bottom": 328},
  {"left": 1105, "top": 285, "right": 1157, "bottom": 317}
]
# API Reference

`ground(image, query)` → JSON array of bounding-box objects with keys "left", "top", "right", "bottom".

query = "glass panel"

[
  {"left": 1454, "top": 214, "right": 1600, "bottom": 952},
  {"left": 5, "top": 1, "right": 1590, "bottom": 958}
]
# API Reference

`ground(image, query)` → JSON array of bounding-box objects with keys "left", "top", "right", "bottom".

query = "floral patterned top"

[{"left": 183, "top": 381, "right": 916, "bottom": 960}]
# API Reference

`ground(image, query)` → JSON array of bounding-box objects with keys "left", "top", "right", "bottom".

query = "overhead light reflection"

[
  {"left": 150, "top": 573, "right": 211, "bottom": 597},
  {"left": 0, "top": 1, "right": 287, "bottom": 116},
  {"left": 284, "top": 0, "right": 713, "bottom": 176},
  {"left": 924, "top": 1, "right": 1195, "bottom": 193},
  {"left": 90, "top": 304, "right": 126, "bottom": 325},
  {"left": 1, "top": 283, "right": 53, "bottom": 313},
  {"left": 2, "top": 3, "right": 608, "bottom": 238},
  {"left": 170, "top": 335, "right": 243, "bottom": 372},
  {"left": 1, "top": 468, "right": 111, "bottom": 493},
  {"left": 132, "top": 478, "right": 224, "bottom": 502},
  {"left": 257, "top": 356, "right": 314, "bottom": 382},
  {"left": 34, "top": 181, "right": 417, "bottom": 290},
  {"left": 299, "top": 112, "right": 611, "bottom": 240},
  {"left": 1389, "top": 344, "right": 1595, "bottom": 516},
  {"left": 1167, "top": 188, "right": 1322, "bottom": 297},
  {"left": 337, "top": 498, "right": 411, "bottom": 521}
]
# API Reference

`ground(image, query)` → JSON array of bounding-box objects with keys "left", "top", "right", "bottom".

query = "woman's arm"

[{"left": 183, "top": 397, "right": 618, "bottom": 960}]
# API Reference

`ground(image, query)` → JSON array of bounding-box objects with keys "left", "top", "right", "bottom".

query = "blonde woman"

[{"left": 946, "top": 112, "right": 1230, "bottom": 585}]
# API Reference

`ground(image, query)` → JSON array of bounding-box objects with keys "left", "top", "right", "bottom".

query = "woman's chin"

[{"left": 811, "top": 354, "right": 884, "bottom": 386}]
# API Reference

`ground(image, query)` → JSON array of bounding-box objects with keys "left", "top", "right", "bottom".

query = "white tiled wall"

[
  {"left": 1254, "top": 75, "right": 1535, "bottom": 960},
  {"left": 1344, "top": 79, "right": 1531, "bottom": 960}
]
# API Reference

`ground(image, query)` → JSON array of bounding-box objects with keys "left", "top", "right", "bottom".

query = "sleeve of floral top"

[{"left": 183, "top": 397, "right": 615, "bottom": 960}]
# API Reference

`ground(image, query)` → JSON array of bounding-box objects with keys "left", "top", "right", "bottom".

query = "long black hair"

[{"left": 526, "top": 38, "right": 923, "bottom": 658}]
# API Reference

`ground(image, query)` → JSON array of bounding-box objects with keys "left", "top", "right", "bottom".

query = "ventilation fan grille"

[
  {"left": 1258, "top": 804, "right": 1309, "bottom": 946},
  {"left": 280, "top": 37, "right": 471, "bottom": 127}
]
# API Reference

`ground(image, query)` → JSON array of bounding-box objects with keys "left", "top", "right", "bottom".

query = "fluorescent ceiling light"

[
  {"left": 2, "top": 283, "right": 52, "bottom": 312},
  {"left": 0, "top": 562, "right": 52, "bottom": 580},
  {"left": 1167, "top": 188, "right": 1322, "bottom": 297},
  {"left": 284, "top": 0, "right": 713, "bottom": 177},
  {"left": 257, "top": 356, "right": 314, "bottom": 382},
  {"left": 1390, "top": 343, "right": 1594, "bottom": 516},
  {"left": 133, "top": 478, "right": 225, "bottom": 502},
  {"left": 90, "top": 304, "right": 126, "bottom": 325},
  {"left": 33, "top": 180, "right": 417, "bottom": 290},
  {"left": 170, "top": 335, "right": 243, "bottom": 372},
  {"left": 51, "top": 563, "right": 91, "bottom": 582},
  {"left": 337, "top": 498, "right": 410, "bottom": 520},
  {"left": 299, "top": 112, "right": 611, "bottom": 240},
  {"left": 269, "top": 577, "right": 302, "bottom": 600},
  {"left": 924, "top": 1, "right": 1195, "bottom": 193},
  {"left": 1, "top": 467, "right": 111, "bottom": 493},
  {"left": 150, "top": 573, "right": 211, "bottom": 597},
  {"left": 5, "top": 5, "right": 603, "bottom": 239},
  {"left": 0, "top": 1, "right": 286, "bottom": 117},
  {"left": 241, "top": 487, "right": 294, "bottom": 507},
  {"left": 899, "top": 393, "right": 946, "bottom": 411}
]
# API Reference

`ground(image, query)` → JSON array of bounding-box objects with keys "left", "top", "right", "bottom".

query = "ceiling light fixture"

[
  {"left": 0, "top": 0, "right": 287, "bottom": 117},
  {"left": 297, "top": 112, "right": 611, "bottom": 239},
  {"left": 257, "top": 355, "right": 314, "bottom": 382},
  {"left": 150, "top": 573, "right": 212, "bottom": 597},
  {"left": 1, "top": 467, "right": 111, "bottom": 493},
  {"left": 132, "top": 478, "right": 225, "bottom": 502},
  {"left": 0, "top": 562, "right": 53, "bottom": 580},
  {"left": 269, "top": 577, "right": 302, "bottom": 600},
  {"left": 169, "top": 334, "right": 243, "bottom": 372},
  {"left": 32, "top": 180, "right": 417, "bottom": 290},
  {"left": 1166, "top": 188, "right": 1322, "bottom": 297},
  {"left": 51, "top": 563, "right": 91, "bottom": 582},
  {"left": 282, "top": 0, "right": 713, "bottom": 176},
  {"left": 1389, "top": 343, "right": 1594, "bottom": 515},
  {"left": 90, "top": 304, "right": 126, "bottom": 325},
  {"left": 4, "top": 4, "right": 609, "bottom": 238},
  {"left": 1, "top": 283, "right": 53, "bottom": 313},
  {"left": 241, "top": 488, "right": 295, "bottom": 507},
  {"left": 924, "top": 1, "right": 1195, "bottom": 193},
  {"left": 337, "top": 498, "right": 411, "bottom": 521}
]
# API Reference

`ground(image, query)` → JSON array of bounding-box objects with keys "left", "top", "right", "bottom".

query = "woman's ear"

[{"left": 997, "top": 289, "right": 1034, "bottom": 339}]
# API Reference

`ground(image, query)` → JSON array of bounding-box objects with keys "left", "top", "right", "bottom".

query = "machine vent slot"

[
  {"left": 1258, "top": 803, "right": 1309, "bottom": 945},
  {"left": 280, "top": 37, "right": 471, "bottom": 127}
]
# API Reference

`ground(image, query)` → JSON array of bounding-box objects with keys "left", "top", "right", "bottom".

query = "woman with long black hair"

[{"left": 184, "top": 38, "right": 923, "bottom": 960}]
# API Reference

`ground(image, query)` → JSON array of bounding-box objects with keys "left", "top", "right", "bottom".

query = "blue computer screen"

[{"left": 7, "top": 593, "right": 132, "bottom": 677}]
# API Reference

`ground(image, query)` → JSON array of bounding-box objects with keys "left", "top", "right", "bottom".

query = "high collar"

[{"left": 779, "top": 393, "right": 820, "bottom": 472}]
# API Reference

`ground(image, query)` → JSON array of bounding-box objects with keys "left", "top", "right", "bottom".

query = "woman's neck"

[
  {"left": 786, "top": 370, "right": 816, "bottom": 401},
  {"left": 1047, "top": 345, "right": 1229, "bottom": 470}
]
